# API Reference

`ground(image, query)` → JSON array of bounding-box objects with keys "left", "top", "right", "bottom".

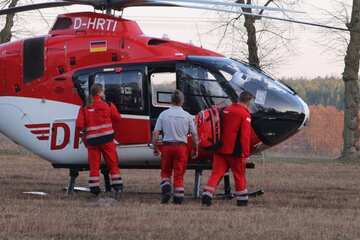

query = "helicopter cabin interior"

[{"left": 73, "top": 60, "right": 233, "bottom": 145}]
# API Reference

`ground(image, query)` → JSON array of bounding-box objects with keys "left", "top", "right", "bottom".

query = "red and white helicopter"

[{"left": 0, "top": 0, "right": 347, "bottom": 196}]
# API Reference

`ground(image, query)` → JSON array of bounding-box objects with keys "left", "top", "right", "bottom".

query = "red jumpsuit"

[
  {"left": 203, "top": 103, "right": 251, "bottom": 199},
  {"left": 160, "top": 143, "right": 188, "bottom": 196},
  {"left": 76, "top": 96, "right": 122, "bottom": 191}
]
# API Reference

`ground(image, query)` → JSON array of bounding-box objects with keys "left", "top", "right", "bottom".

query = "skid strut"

[
  {"left": 101, "top": 168, "right": 112, "bottom": 192},
  {"left": 193, "top": 168, "right": 202, "bottom": 199},
  {"left": 223, "top": 171, "right": 232, "bottom": 199},
  {"left": 66, "top": 169, "right": 79, "bottom": 195}
]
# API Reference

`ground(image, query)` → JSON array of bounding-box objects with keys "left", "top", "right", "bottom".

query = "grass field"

[{"left": 0, "top": 147, "right": 360, "bottom": 240}]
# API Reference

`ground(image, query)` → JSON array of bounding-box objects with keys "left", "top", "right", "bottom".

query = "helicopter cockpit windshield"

[{"left": 186, "top": 56, "right": 309, "bottom": 146}]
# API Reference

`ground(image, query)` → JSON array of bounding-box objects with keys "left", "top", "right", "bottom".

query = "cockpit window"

[
  {"left": 187, "top": 56, "right": 295, "bottom": 96},
  {"left": 177, "top": 63, "right": 231, "bottom": 114},
  {"left": 94, "top": 71, "right": 144, "bottom": 114}
]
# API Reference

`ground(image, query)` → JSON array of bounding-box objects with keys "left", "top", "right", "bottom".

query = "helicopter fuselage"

[{"left": 0, "top": 12, "right": 309, "bottom": 170}]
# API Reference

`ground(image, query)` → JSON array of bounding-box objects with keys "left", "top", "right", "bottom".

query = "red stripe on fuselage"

[
  {"left": 37, "top": 136, "right": 49, "bottom": 141},
  {"left": 25, "top": 123, "right": 50, "bottom": 129},
  {"left": 30, "top": 129, "right": 50, "bottom": 134}
]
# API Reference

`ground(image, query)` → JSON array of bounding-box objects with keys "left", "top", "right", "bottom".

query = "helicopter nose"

[{"left": 251, "top": 86, "right": 310, "bottom": 146}]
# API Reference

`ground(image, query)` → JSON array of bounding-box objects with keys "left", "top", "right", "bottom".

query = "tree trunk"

[
  {"left": 341, "top": 0, "right": 360, "bottom": 160},
  {"left": 0, "top": 0, "right": 20, "bottom": 44},
  {"left": 236, "top": 0, "right": 260, "bottom": 68}
]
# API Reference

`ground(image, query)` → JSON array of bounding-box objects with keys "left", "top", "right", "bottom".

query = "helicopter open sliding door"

[
  {"left": 148, "top": 62, "right": 177, "bottom": 128},
  {"left": 148, "top": 61, "right": 232, "bottom": 118},
  {"left": 74, "top": 65, "right": 151, "bottom": 145}
]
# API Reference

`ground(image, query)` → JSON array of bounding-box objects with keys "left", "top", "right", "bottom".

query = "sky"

[{"left": 6, "top": 0, "right": 352, "bottom": 79}]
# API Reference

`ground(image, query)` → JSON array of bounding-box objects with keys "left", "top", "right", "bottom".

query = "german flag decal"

[{"left": 90, "top": 40, "right": 107, "bottom": 53}]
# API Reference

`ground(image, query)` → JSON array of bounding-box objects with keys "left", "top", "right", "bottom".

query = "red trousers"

[
  {"left": 160, "top": 144, "right": 188, "bottom": 192},
  {"left": 205, "top": 153, "right": 247, "bottom": 194},
  {"left": 87, "top": 141, "right": 121, "bottom": 187}
]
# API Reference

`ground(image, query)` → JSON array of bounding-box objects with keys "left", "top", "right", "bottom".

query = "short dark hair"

[
  {"left": 239, "top": 91, "right": 254, "bottom": 104},
  {"left": 171, "top": 90, "right": 184, "bottom": 106}
]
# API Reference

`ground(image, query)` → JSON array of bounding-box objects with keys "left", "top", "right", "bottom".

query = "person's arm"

[
  {"left": 240, "top": 113, "right": 251, "bottom": 159},
  {"left": 110, "top": 103, "right": 122, "bottom": 123},
  {"left": 153, "top": 114, "right": 163, "bottom": 156},
  {"left": 152, "top": 130, "right": 161, "bottom": 156},
  {"left": 75, "top": 107, "right": 85, "bottom": 131},
  {"left": 189, "top": 117, "right": 199, "bottom": 158}
]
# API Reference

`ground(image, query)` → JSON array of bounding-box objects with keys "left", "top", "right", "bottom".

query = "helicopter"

[{"left": 0, "top": 0, "right": 347, "bottom": 197}]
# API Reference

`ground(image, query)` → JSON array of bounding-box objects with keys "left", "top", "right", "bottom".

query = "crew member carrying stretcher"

[
  {"left": 153, "top": 90, "right": 199, "bottom": 205},
  {"left": 76, "top": 83, "right": 123, "bottom": 197},
  {"left": 202, "top": 91, "right": 254, "bottom": 207}
]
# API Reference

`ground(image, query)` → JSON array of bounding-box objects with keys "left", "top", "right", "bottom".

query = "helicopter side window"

[
  {"left": 150, "top": 72, "right": 177, "bottom": 107},
  {"left": 177, "top": 63, "right": 230, "bottom": 114},
  {"left": 94, "top": 71, "right": 144, "bottom": 114}
]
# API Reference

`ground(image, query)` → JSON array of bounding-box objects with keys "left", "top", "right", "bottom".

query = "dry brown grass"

[{"left": 0, "top": 147, "right": 360, "bottom": 239}]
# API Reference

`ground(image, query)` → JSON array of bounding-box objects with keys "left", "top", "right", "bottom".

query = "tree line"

[{"left": 282, "top": 77, "right": 345, "bottom": 110}]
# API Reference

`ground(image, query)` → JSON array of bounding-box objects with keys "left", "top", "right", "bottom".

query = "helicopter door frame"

[{"left": 73, "top": 64, "right": 152, "bottom": 145}]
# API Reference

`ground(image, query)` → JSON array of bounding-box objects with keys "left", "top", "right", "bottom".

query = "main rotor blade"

[
  {"left": 155, "top": 0, "right": 303, "bottom": 13},
  {"left": 244, "top": 12, "right": 349, "bottom": 32},
  {"left": 114, "top": 0, "right": 303, "bottom": 13},
  {"left": 121, "top": 1, "right": 348, "bottom": 32},
  {"left": 0, "top": 0, "right": 347, "bottom": 32},
  {"left": 0, "top": 1, "right": 74, "bottom": 15}
]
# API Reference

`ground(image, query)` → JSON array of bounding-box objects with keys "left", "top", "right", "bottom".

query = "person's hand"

[
  {"left": 191, "top": 147, "right": 199, "bottom": 159},
  {"left": 153, "top": 148, "right": 160, "bottom": 157}
]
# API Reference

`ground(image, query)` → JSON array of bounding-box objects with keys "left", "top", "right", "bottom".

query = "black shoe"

[
  {"left": 201, "top": 194, "right": 212, "bottom": 206},
  {"left": 161, "top": 184, "right": 172, "bottom": 204},
  {"left": 90, "top": 186, "right": 101, "bottom": 196},
  {"left": 237, "top": 199, "right": 248, "bottom": 207},
  {"left": 173, "top": 196, "right": 184, "bottom": 205}
]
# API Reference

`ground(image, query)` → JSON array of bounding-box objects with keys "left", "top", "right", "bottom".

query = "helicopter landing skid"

[{"left": 216, "top": 189, "right": 264, "bottom": 199}]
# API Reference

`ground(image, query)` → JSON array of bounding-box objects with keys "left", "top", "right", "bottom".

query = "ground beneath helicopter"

[{"left": 0, "top": 149, "right": 360, "bottom": 239}]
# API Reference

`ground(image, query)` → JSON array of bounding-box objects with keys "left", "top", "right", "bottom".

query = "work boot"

[
  {"left": 173, "top": 196, "right": 184, "bottom": 205},
  {"left": 201, "top": 192, "right": 212, "bottom": 206},
  {"left": 236, "top": 199, "right": 248, "bottom": 207},
  {"left": 90, "top": 186, "right": 101, "bottom": 196},
  {"left": 161, "top": 183, "right": 172, "bottom": 204}
]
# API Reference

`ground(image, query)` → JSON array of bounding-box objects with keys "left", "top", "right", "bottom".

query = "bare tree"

[
  {"left": 0, "top": 0, "right": 20, "bottom": 43},
  {"left": 313, "top": 0, "right": 360, "bottom": 160},
  {"left": 341, "top": 0, "right": 360, "bottom": 160},
  {"left": 210, "top": 0, "right": 296, "bottom": 70}
]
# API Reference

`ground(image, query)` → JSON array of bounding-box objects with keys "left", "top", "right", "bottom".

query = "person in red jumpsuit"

[
  {"left": 202, "top": 90, "right": 254, "bottom": 207},
  {"left": 76, "top": 83, "right": 122, "bottom": 197}
]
